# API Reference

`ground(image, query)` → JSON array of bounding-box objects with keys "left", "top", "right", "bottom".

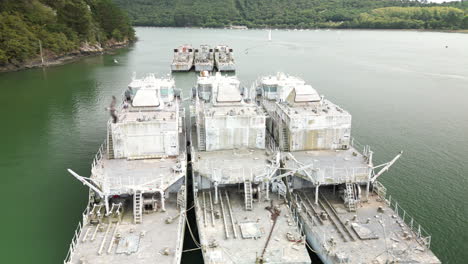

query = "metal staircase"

[
  {"left": 244, "top": 179, "right": 253, "bottom": 211},
  {"left": 345, "top": 182, "right": 356, "bottom": 212},
  {"left": 177, "top": 185, "right": 186, "bottom": 209},
  {"left": 199, "top": 122, "right": 206, "bottom": 151},
  {"left": 281, "top": 125, "right": 290, "bottom": 152},
  {"left": 107, "top": 128, "right": 114, "bottom": 159},
  {"left": 134, "top": 190, "right": 143, "bottom": 224}
]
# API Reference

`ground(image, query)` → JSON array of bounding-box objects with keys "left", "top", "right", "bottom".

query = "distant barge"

[{"left": 171, "top": 45, "right": 235, "bottom": 72}]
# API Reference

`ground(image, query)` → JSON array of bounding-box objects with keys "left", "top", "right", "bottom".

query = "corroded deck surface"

[
  {"left": 92, "top": 154, "right": 184, "bottom": 195},
  {"left": 70, "top": 199, "right": 184, "bottom": 264},
  {"left": 195, "top": 188, "right": 311, "bottom": 264},
  {"left": 295, "top": 188, "right": 440, "bottom": 264},
  {"left": 283, "top": 147, "right": 370, "bottom": 184},
  {"left": 193, "top": 149, "right": 275, "bottom": 184}
]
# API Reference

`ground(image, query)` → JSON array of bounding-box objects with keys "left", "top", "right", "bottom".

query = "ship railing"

[
  {"left": 266, "top": 132, "right": 279, "bottom": 153},
  {"left": 350, "top": 137, "right": 372, "bottom": 162},
  {"left": 373, "top": 181, "right": 432, "bottom": 249},
  {"left": 319, "top": 166, "right": 370, "bottom": 183},
  {"left": 286, "top": 193, "right": 308, "bottom": 239},
  {"left": 106, "top": 174, "right": 174, "bottom": 194},
  {"left": 290, "top": 163, "right": 369, "bottom": 184},
  {"left": 91, "top": 140, "right": 107, "bottom": 172},
  {"left": 205, "top": 162, "right": 268, "bottom": 183},
  {"left": 63, "top": 206, "right": 89, "bottom": 264}
]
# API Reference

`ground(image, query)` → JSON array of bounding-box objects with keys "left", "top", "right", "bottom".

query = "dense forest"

[
  {"left": 113, "top": 0, "right": 468, "bottom": 29},
  {"left": 0, "top": 0, "right": 135, "bottom": 66}
]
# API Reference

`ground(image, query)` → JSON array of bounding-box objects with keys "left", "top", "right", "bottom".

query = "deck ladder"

[
  {"left": 345, "top": 182, "right": 356, "bottom": 212},
  {"left": 198, "top": 120, "right": 206, "bottom": 151},
  {"left": 107, "top": 127, "right": 114, "bottom": 159},
  {"left": 244, "top": 179, "right": 253, "bottom": 211},
  {"left": 134, "top": 190, "right": 143, "bottom": 224},
  {"left": 280, "top": 124, "right": 290, "bottom": 151}
]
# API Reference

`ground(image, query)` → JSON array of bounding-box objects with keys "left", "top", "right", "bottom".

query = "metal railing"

[
  {"left": 266, "top": 132, "right": 279, "bottom": 153},
  {"left": 350, "top": 137, "right": 373, "bottom": 164},
  {"left": 105, "top": 174, "right": 172, "bottom": 194},
  {"left": 373, "top": 181, "right": 432, "bottom": 249},
  {"left": 202, "top": 161, "right": 269, "bottom": 183},
  {"left": 287, "top": 156, "right": 369, "bottom": 184},
  {"left": 63, "top": 206, "right": 90, "bottom": 264},
  {"left": 316, "top": 166, "right": 370, "bottom": 184},
  {"left": 92, "top": 141, "right": 107, "bottom": 172}
]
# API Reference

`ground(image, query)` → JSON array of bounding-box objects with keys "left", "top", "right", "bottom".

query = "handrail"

[
  {"left": 63, "top": 206, "right": 89, "bottom": 264},
  {"left": 288, "top": 157, "right": 369, "bottom": 184},
  {"left": 91, "top": 140, "right": 107, "bottom": 175},
  {"left": 350, "top": 137, "right": 372, "bottom": 162},
  {"left": 203, "top": 160, "right": 269, "bottom": 183},
  {"left": 373, "top": 181, "right": 432, "bottom": 249}
]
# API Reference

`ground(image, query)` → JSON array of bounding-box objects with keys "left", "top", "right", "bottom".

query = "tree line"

[
  {"left": 113, "top": 0, "right": 468, "bottom": 29},
  {"left": 0, "top": 0, "right": 135, "bottom": 65}
]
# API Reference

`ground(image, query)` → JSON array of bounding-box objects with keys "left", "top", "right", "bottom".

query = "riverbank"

[
  {"left": 136, "top": 25, "right": 468, "bottom": 34},
  {"left": 0, "top": 39, "right": 132, "bottom": 73}
]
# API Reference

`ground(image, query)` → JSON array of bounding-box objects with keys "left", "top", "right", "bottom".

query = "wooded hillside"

[
  {"left": 0, "top": 0, "right": 135, "bottom": 65},
  {"left": 113, "top": 0, "right": 468, "bottom": 29}
]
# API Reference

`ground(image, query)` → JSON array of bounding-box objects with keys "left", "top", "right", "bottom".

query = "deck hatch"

[
  {"left": 239, "top": 221, "right": 262, "bottom": 239},
  {"left": 116, "top": 234, "right": 141, "bottom": 254},
  {"left": 351, "top": 223, "right": 379, "bottom": 240}
]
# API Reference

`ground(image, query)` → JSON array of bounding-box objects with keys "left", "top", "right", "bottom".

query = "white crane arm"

[
  {"left": 68, "top": 169, "right": 105, "bottom": 197},
  {"left": 370, "top": 151, "right": 403, "bottom": 183}
]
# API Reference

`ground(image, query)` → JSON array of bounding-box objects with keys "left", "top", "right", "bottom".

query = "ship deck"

[
  {"left": 69, "top": 198, "right": 184, "bottom": 264},
  {"left": 283, "top": 147, "right": 370, "bottom": 184},
  {"left": 295, "top": 187, "right": 440, "bottom": 263},
  {"left": 92, "top": 154, "right": 185, "bottom": 195},
  {"left": 195, "top": 187, "right": 311, "bottom": 264},
  {"left": 193, "top": 148, "right": 274, "bottom": 184}
]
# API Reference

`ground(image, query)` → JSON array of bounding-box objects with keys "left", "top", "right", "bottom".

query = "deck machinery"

[
  {"left": 214, "top": 45, "right": 235, "bottom": 72},
  {"left": 190, "top": 72, "right": 311, "bottom": 264},
  {"left": 256, "top": 73, "right": 441, "bottom": 264},
  {"left": 171, "top": 44, "right": 194, "bottom": 72},
  {"left": 64, "top": 75, "right": 187, "bottom": 264},
  {"left": 194, "top": 45, "right": 214, "bottom": 72}
]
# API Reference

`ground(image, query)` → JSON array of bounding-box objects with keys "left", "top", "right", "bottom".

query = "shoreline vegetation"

[
  {"left": 136, "top": 25, "right": 468, "bottom": 34},
  {"left": 1, "top": 1, "right": 467, "bottom": 73},
  {"left": 0, "top": 39, "right": 132, "bottom": 73},
  {"left": 0, "top": 0, "right": 135, "bottom": 73},
  {"left": 114, "top": 0, "right": 468, "bottom": 30}
]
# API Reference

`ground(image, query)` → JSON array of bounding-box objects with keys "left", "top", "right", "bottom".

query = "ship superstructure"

[
  {"left": 194, "top": 45, "right": 214, "bottom": 72},
  {"left": 171, "top": 45, "right": 194, "bottom": 72},
  {"left": 190, "top": 72, "right": 311, "bottom": 264},
  {"left": 64, "top": 74, "right": 187, "bottom": 264},
  {"left": 256, "top": 73, "right": 441, "bottom": 264},
  {"left": 214, "top": 45, "right": 235, "bottom": 72}
]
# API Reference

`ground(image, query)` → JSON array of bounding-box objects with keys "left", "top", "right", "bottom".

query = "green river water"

[{"left": 0, "top": 27, "right": 467, "bottom": 263}]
